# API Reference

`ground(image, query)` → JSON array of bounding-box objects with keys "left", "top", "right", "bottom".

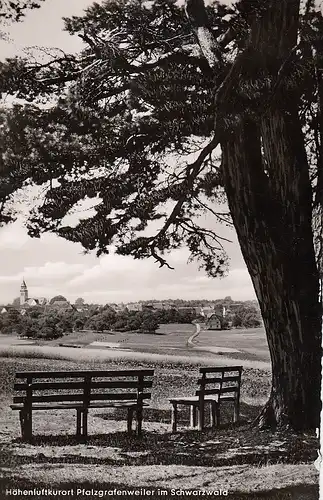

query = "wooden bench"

[
  {"left": 169, "top": 366, "right": 242, "bottom": 432},
  {"left": 11, "top": 369, "right": 154, "bottom": 442}
]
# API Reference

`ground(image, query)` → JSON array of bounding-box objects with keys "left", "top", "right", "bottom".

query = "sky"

[{"left": 0, "top": 0, "right": 255, "bottom": 305}]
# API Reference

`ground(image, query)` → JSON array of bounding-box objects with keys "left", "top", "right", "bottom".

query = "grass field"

[
  {"left": 0, "top": 326, "right": 319, "bottom": 499},
  {"left": 195, "top": 327, "right": 270, "bottom": 362}
]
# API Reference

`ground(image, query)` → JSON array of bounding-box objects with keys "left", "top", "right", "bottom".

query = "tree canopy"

[
  {"left": 0, "top": 0, "right": 233, "bottom": 275},
  {"left": 49, "top": 295, "right": 68, "bottom": 304},
  {"left": 0, "top": 0, "right": 321, "bottom": 275},
  {"left": 75, "top": 297, "right": 85, "bottom": 306}
]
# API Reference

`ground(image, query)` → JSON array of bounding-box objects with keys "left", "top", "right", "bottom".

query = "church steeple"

[{"left": 20, "top": 278, "right": 28, "bottom": 306}]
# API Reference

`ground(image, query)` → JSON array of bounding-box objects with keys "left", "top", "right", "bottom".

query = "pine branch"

[
  {"left": 185, "top": 0, "right": 235, "bottom": 69},
  {"left": 153, "top": 134, "right": 220, "bottom": 240}
]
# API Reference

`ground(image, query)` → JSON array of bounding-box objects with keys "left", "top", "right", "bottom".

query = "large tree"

[{"left": 0, "top": 0, "right": 322, "bottom": 430}]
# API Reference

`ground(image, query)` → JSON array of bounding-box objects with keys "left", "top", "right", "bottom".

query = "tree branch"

[
  {"left": 193, "top": 195, "right": 233, "bottom": 226},
  {"left": 185, "top": 0, "right": 236, "bottom": 70},
  {"left": 153, "top": 134, "right": 220, "bottom": 241}
]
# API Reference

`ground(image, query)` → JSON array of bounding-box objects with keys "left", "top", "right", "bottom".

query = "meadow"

[{"left": 0, "top": 326, "right": 319, "bottom": 499}]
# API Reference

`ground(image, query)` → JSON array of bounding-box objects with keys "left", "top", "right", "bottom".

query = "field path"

[{"left": 186, "top": 323, "right": 201, "bottom": 346}]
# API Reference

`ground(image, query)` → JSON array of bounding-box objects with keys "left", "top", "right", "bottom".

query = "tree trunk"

[
  {"left": 221, "top": 117, "right": 321, "bottom": 430},
  {"left": 219, "top": 0, "right": 322, "bottom": 430}
]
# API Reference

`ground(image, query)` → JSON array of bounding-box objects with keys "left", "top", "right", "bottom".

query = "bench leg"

[
  {"left": 171, "top": 403, "right": 178, "bottom": 433},
  {"left": 190, "top": 405, "right": 197, "bottom": 428},
  {"left": 136, "top": 406, "right": 143, "bottom": 437},
  {"left": 19, "top": 410, "right": 26, "bottom": 440},
  {"left": 198, "top": 402, "right": 205, "bottom": 431},
  {"left": 20, "top": 409, "right": 32, "bottom": 442},
  {"left": 127, "top": 408, "right": 134, "bottom": 434},
  {"left": 210, "top": 402, "right": 218, "bottom": 428},
  {"left": 82, "top": 409, "right": 88, "bottom": 438},
  {"left": 76, "top": 409, "right": 82, "bottom": 437},
  {"left": 233, "top": 401, "right": 239, "bottom": 423},
  {"left": 216, "top": 404, "right": 220, "bottom": 427},
  {"left": 19, "top": 411, "right": 24, "bottom": 437}
]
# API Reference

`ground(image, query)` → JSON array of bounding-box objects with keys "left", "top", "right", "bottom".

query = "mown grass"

[
  {"left": 0, "top": 352, "right": 271, "bottom": 406},
  {"left": 0, "top": 341, "right": 318, "bottom": 499}
]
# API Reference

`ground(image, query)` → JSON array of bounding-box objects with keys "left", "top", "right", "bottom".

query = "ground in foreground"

[{"left": 0, "top": 354, "right": 318, "bottom": 500}]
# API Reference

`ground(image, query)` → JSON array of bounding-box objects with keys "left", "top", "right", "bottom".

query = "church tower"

[{"left": 20, "top": 279, "right": 28, "bottom": 306}]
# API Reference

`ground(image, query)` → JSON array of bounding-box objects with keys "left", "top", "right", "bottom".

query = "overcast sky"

[{"left": 0, "top": 0, "right": 255, "bottom": 305}]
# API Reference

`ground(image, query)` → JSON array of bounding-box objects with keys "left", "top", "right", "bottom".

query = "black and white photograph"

[{"left": 0, "top": 0, "right": 322, "bottom": 498}]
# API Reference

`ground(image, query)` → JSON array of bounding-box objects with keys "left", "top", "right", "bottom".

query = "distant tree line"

[
  {"left": 0, "top": 297, "right": 262, "bottom": 339},
  {"left": 226, "top": 304, "right": 262, "bottom": 329},
  {"left": 0, "top": 305, "right": 161, "bottom": 339}
]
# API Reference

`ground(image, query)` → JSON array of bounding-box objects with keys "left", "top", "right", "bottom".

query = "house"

[
  {"left": 126, "top": 303, "right": 143, "bottom": 312},
  {"left": 2, "top": 305, "right": 31, "bottom": 316},
  {"left": 145, "top": 302, "right": 165, "bottom": 310},
  {"left": 147, "top": 302, "right": 173, "bottom": 311},
  {"left": 205, "top": 313, "right": 225, "bottom": 331},
  {"left": 176, "top": 306, "right": 196, "bottom": 313},
  {"left": 1, "top": 306, "right": 13, "bottom": 314},
  {"left": 200, "top": 306, "right": 215, "bottom": 319},
  {"left": 24, "top": 298, "right": 40, "bottom": 307},
  {"left": 110, "top": 303, "right": 127, "bottom": 313}
]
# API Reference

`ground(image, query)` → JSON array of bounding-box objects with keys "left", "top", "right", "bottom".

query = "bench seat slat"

[
  {"left": 169, "top": 395, "right": 219, "bottom": 404},
  {"left": 220, "top": 387, "right": 239, "bottom": 394},
  {"left": 13, "top": 392, "right": 151, "bottom": 404},
  {"left": 197, "top": 375, "right": 240, "bottom": 385},
  {"left": 196, "top": 389, "right": 220, "bottom": 396},
  {"left": 14, "top": 380, "right": 153, "bottom": 391},
  {"left": 15, "top": 369, "right": 154, "bottom": 379},
  {"left": 11, "top": 401, "right": 150, "bottom": 410},
  {"left": 196, "top": 387, "right": 238, "bottom": 396},
  {"left": 169, "top": 394, "right": 236, "bottom": 404},
  {"left": 197, "top": 377, "right": 222, "bottom": 385}
]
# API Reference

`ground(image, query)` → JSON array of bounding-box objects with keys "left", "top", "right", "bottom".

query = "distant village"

[{"left": 0, "top": 280, "right": 263, "bottom": 333}]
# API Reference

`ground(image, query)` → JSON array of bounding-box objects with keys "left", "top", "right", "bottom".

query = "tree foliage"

[
  {"left": 12, "top": 297, "right": 20, "bottom": 306},
  {"left": 0, "top": 0, "right": 44, "bottom": 22},
  {"left": 0, "top": 0, "right": 321, "bottom": 275},
  {"left": 0, "top": 0, "right": 232, "bottom": 276},
  {"left": 75, "top": 297, "right": 85, "bottom": 306},
  {"left": 49, "top": 295, "right": 67, "bottom": 304}
]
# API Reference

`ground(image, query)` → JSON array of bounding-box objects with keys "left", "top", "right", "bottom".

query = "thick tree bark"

[
  {"left": 221, "top": 118, "right": 321, "bottom": 430},
  {"left": 219, "top": 0, "right": 322, "bottom": 430},
  {"left": 186, "top": 0, "right": 322, "bottom": 429}
]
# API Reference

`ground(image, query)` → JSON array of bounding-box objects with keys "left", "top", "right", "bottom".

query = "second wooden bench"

[{"left": 169, "top": 366, "right": 242, "bottom": 432}]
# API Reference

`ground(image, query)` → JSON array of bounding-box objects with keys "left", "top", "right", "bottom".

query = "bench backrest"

[
  {"left": 13, "top": 369, "right": 154, "bottom": 407},
  {"left": 195, "top": 366, "right": 242, "bottom": 401}
]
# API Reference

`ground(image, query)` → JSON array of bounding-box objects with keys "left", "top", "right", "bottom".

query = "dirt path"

[{"left": 187, "top": 323, "right": 201, "bottom": 346}]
